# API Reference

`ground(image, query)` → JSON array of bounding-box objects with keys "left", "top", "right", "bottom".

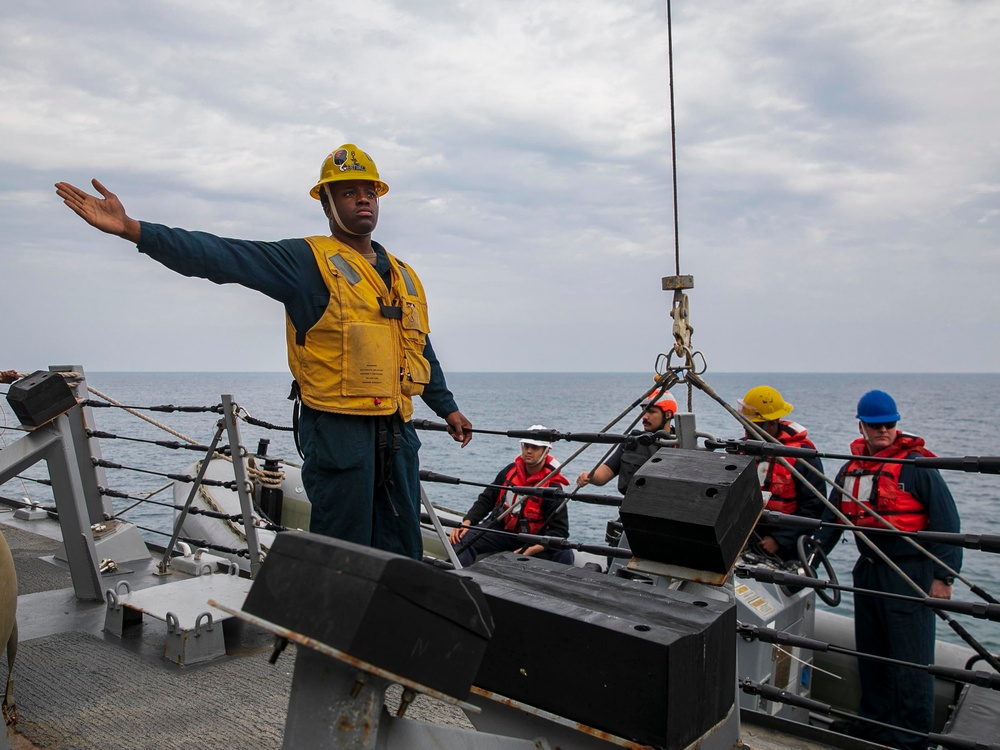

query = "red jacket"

[
  {"left": 758, "top": 420, "right": 815, "bottom": 514},
  {"left": 496, "top": 455, "right": 569, "bottom": 534},
  {"left": 840, "top": 432, "right": 934, "bottom": 532}
]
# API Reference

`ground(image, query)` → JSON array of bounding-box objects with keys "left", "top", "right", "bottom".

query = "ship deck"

[
  {"left": 2, "top": 513, "right": 471, "bottom": 750},
  {"left": 3, "top": 511, "right": 879, "bottom": 750}
]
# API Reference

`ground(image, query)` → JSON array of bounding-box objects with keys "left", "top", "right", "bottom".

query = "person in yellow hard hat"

[
  {"left": 54, "top": 145, "right": 472, "bottom": 561},
  {"left": 738, "top": 385, "right": 824, "bottom": 561},
  {"left": 576, "top": 390, "right": 677, "bottom": 495}
]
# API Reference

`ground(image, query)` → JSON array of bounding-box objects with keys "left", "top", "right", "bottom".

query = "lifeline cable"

[
  {"left": 443, "top": 370, "right": 680, "bottom": 558},
  {"left": 688, "top": 369, "right": 1000, "bottom": 666},
  {"left": 737, "top": 621, "right": 1000, "bottom": 691},
  {"left": 738, "top": 679, "right": 996, "bottom": 750}
]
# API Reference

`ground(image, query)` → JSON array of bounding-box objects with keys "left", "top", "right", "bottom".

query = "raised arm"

[{"left": 55, "top": 179, "right": 142, "bottom": 243}]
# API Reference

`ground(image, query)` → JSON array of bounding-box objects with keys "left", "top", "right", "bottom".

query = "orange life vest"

[
  {"left": 497, "top": 456, "right": 569, "bottom": 535},
  {"left": 757, "top": 420, "right": 815, "bottom": 514},
  {"left": 840, "top": 432, "right": 934, "bottom": 532}
]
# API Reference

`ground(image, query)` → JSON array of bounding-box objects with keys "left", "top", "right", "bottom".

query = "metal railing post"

[{"left": 222, "top": 395, "right": 263, "bottom": 578}]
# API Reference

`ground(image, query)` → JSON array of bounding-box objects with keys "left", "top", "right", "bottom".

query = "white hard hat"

[{"left": 520, "top": 425, "right": 552, "bottom": 448}]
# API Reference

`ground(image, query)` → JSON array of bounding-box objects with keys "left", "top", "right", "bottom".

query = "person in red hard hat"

[
  {"left": 55, "top": 145, "right": 472, "bottom": 561},
  {"left": 816, "top": 390, "right": 961, "bottom": 749},
  {"left": 575, "top": 390, "right": 677, "bottom": 495}
]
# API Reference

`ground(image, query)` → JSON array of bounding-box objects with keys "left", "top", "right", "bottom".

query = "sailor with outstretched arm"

[{"left": 55, "top": 145, "right": 472, "bottom": 561}]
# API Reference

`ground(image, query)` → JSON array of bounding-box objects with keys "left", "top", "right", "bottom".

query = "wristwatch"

[{"left": 941, "top": 575, "right": 955, "bottom": 586}]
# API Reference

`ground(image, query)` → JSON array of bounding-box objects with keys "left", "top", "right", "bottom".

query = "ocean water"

[{"left": 2, "top": 370, "right": 999, "bottom": 652}]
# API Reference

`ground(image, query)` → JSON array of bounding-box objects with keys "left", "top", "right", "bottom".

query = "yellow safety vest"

[{"left": 286, "top": 236, "right": 431, "bottom": 420}]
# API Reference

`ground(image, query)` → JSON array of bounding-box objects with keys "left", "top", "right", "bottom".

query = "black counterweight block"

[
  {"left": 242, "top": 531, "right": 494, "bottom": 699},
  {"left": 6, "top": 370, "right": 77, "bottom": 427},
  {"left": 620, "top": 449, "right": 762, "bottom": 577},
  {"left": 461, "top": 554, "right": 736, "bottom": 748}
]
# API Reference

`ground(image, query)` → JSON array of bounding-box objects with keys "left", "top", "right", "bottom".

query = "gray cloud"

[{"left": 3, "top": 0, "right": 999, "bottom": 374}]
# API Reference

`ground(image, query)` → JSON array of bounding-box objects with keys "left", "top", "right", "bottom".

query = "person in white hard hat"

[{"left": 449, "top": 425, "right": 573, "bottom": 566}]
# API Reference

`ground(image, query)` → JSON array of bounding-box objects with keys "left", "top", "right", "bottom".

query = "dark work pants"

[
  {"left": 454, "top": 525, "right": 575, "bottom": 568},
  {"left": 853, "top": 555, "right": 935, "bottom": 750},
  {"left": 299, "top": 405, "right": 423, "bottom": 560}
]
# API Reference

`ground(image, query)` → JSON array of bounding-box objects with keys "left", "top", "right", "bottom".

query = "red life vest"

[
  {"left": 757, "top": 420, "right": 815, "bottom": 514},
  {"left": 496, "top": 455, "right": 569, "bottom": 535},
  {"left": 840, "top": 432, "right": 934, "bottom": 532}
]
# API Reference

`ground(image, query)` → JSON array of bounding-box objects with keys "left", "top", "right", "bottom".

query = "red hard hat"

[{"left": 642, "top": 390, "right": 678, "bottom": 416}]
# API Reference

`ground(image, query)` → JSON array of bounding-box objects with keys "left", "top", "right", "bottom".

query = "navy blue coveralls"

[
  {"left": 137, "top": 222, "right": 461, "bottom": 560},
  {"left": 816, "top": 456, "right": 962, "bottom": 750}
]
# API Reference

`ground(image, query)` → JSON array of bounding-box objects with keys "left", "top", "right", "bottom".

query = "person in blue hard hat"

[
  {"left": 816, "top": 390, "right": 962, "bottom": 749},
  {"left": 54, "top": 146, "right": 472, "bottom": 561}
]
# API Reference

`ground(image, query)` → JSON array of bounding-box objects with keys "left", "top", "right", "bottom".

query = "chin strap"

[{"left": 324, "top": 183, "right": 369, "bottom": 237}]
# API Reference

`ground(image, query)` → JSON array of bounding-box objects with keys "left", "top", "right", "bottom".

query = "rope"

[
  {"left": 86, "top": 385, "right": 202, "bottom": 446},
  {"left": 247, "top": 462, "right": 284, "bottom": 489}
]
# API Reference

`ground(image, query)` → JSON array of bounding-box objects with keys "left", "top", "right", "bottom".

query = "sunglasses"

[{"left": 865, "top": 421, "right": 897, "bottom": 431}]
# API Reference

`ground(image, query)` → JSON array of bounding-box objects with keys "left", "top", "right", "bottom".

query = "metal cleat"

[
  {"left": 13, "top": 499, "right": 48, "bottom": 521},
  {"left": 170, "top": 546, "right": 231, "bottom": 577}
]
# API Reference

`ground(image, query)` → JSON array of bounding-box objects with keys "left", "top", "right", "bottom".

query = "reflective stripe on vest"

[
  {"left": 286, "top": 237, "right": 431, "bottom": 419},
  {"left": 840, "top": 433, "right": 931, "bottom": 532},
  {"left": 497, "top": 456, "right": 568, "bottom": 535}
]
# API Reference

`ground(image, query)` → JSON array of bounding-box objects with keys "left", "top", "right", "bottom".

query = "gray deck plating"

[
  {"left": 2, "top": 515, "right": 471, "bottom": 750},
  {"left": 3, "top": 508, "right": 862, "bottom": 750}
]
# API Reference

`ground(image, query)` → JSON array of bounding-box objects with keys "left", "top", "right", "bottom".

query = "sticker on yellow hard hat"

[{"left": 310, "top": 144, "right": 389, "bottom": 200}]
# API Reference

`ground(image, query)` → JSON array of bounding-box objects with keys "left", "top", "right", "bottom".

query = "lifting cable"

[{"left": 440, "top": 372, "right": 680, "bottom": 557}]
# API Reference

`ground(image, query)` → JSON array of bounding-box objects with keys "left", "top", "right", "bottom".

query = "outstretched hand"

[{"left": 55, "top": 179, "right": 141, "bottom": 243}]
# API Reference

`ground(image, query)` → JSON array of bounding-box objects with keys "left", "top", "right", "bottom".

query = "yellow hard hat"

[
  {"left": 310, "top": 144, "right": 388, "bottom": 200},
  {"left": 738, "top": 385, "right": 793, "bottom": 423}
]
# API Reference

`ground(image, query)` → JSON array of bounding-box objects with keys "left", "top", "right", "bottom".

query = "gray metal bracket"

[
  {"left": 49, "top": 365, "right": 112, "bottom": 521},
  {"left": 0, "top": 408, "right": 103, "bottom": 600},
  {"left": 155, "top": 395, "right": 263, "bottom": 578},
  {"left": 105, "top": 574, "right": 251, "bottom": 666},
  {"left": 221, "top": 395, "right": 263, "bottom": 578}
]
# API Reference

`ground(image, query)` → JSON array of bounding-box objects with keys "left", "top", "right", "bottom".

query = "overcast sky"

[{"left": 3, "top": 1, "right": 999, "bottom": 374}]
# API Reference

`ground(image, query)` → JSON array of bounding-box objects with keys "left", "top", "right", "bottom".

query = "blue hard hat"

[{"left": 856, "top": 390, "right": 900, "bottom": 423}]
